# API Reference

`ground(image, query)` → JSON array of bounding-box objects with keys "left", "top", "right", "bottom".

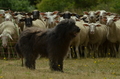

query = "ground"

[{"left": 0, "top": 58, "right": 120, "bottom": 79}]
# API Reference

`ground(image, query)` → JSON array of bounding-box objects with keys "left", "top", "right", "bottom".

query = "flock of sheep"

[{"left": 0, "top": 9, "right": 120, "bottom": 59}]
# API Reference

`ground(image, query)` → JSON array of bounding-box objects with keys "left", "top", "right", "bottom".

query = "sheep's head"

[
  {"left": 0, "top": 33, "right": 13, "bottom": 48},
  {"left": 83, "top": 23, "right": 101, "bottom": 34},
  {"left": 84, "top": 11, "right": 100, "bottom": 23},
  {"left": 102, "top": 15, "right": 119, "bottom": 26},
  {"left": 4, "top": 13, "right": 12, "bottom": 21}
]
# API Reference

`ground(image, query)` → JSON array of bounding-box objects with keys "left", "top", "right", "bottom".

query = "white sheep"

[
  {"left": 84, "top": 11, "right": 100, "bottom": 23},
  {"left": 21, "top": 15, "right": 47, "bottom": 30},
  {"left": 41, "top": 11, "right": 59, "bottom": 28},
  {"left": 103, "top": 15, "right": 120, "bottom": 57},
  {"left": 13, "top": 14, "right": 25, "bottom": 32},
  {"left": 32, "top": 19, "right": 46, "bottom": 29},
  {"left": 0, "top": 21, "right": 19, "bottom": 58},
  {"left": 67, "top": 20, "right": 89, "bottom": 59},
  {"left": 83, "top": 23, "right": 107, "bottom": 57}
]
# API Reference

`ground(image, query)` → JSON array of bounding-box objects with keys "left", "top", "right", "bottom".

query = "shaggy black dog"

[{"left": 15, "top": 19, "right": 80, "bottom": 72}]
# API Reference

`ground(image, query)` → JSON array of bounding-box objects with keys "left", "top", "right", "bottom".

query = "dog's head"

[{"left": 55, "top": 19, "right": 80, "bottom": 38}]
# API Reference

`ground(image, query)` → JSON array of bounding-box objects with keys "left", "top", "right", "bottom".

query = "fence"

[{"left": 0, "top": 38, "right": 19, "bottom": 59}]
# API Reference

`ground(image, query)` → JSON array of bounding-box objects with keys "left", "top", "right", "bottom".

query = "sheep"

[
  {"left": 103, "top": 15, "right": 120, "bottom": 57},
  {"left": 32, "top": 19, "right": 46, "bottom": 29},
  {"left": 43, "top": 14, "right": 59, "bottom": 28},
  {"left": 0, "top": 10, "right": 5, "bottom": 23},
  {"left": 4, "top": 13, "right": 13, "bottom": 21},
  {"left": 0, "top": 10, "right": 5, "bottom": 14},
  {"left": 83, "top": 23, "right": 107, "bottom": 58},
  {"left": 81, "top": 14, "right": 89, "bottom": 23},
  {"left": 84, "top": 11, "right": 100, "bottom": 23},
  {"left": 96, "top": 10, "right": 111, "bottom": 24},
  {"left": 20, "top": 15, "right": 46, "bottom": 30},
  {"left": 13, "top": 14, "right": 25, "bottom": 32},
  {"left": 67, "top": 20, "right": 89, "bottom": 59},
  {"left": 32, "top": 10, "right": 47, "bottom": 28},
  {"left": 41, "top": 11, "right": 59, "bottom": 28},
  {"left": 0, "top": 21, "right": 19, "bottom": 59}
]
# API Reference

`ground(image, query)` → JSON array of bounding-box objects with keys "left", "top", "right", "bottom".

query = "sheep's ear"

[
  {"left": 40, "top": 12, "right": 45, "bottom": 15},
  {"left": 52, "top": 11, "right": 58, "bottom": 14},
  {"left": 102, "top": 18, "right": 107, "bottom": 22},
  {"left": 106, "top": 12, "right": 111, "bottom": 15},
  {"left": 95, "top": 11, "right": 100, "bottom": 15},
  {"left": 59, "top": 13, "right": 63, "bottom": 17},
  {"left": 76, "top": 19, "right": 80, "bottom": 21},
  {"left": 0, "top": 14, "right": 2, "bottom": 17},
  {"left": 83, "top": 23, "right": 89, "bottom": 26},
  {"left": 13, "top": 16, "right": 17, "bottom": 19},
  {"left": 96, "top": 24, "right": 101, "bottom": 27},
  {"left": 84, "top": 12, "right": 89, "bottom": 15},
  {"left": 0, "top": 34, "right": 3, "bottom": 37},
  {"left": 102, "top": 17, "right": 107, "bottom": 22},
  {"left": 44, "top": 16, "right": 49, "bottom": 19},
  {"left": 113, "top": 18, "right": 118, "bottom": 22},
  {"left": 7, "top": 34, "right": 13, "bottom": 40},
  {"left": 55, "top": 20, "right": 59, "bottom": 23},
  {"left": 113, "top": 16, "right": 119, "bottom": 21}
]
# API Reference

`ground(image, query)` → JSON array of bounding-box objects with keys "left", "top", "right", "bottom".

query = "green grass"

[{"left": 0, "top": 58, "right": 120, "bottom": 79}]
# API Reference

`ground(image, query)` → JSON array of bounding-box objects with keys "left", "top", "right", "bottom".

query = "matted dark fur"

[{"left": 15, "top": 19, "right": 80, "bottom": 72}]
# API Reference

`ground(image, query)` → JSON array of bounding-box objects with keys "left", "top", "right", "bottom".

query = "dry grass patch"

[{"left": 0, "top": 58, "right": 120, "bottom": 79}]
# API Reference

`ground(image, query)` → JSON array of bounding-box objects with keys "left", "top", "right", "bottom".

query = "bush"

[
  {"left": 91, "top": 0, "right": 120, "bottom": 14},
  {"left": 0, "top": 0, "right": 35, "bottom": 12},
  {"left": 36, "top": 0, "right": 75, "bottom": 12}
]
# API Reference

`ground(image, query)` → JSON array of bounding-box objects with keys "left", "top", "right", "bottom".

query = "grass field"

[{"left": 0, "top": 58, "right": 120, "bottom": 79}]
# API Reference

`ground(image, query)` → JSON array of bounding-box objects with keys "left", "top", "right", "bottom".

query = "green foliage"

[
  {"left": 0, "top": 0, "right": 35, "bottom": 12},
  {"left": 74, "top": 0, "right": 98, "bottom": 8},
  {"left": 36, "top": 0, "right": 120, "bottom": 14},
  {"left": 37, "top": 0, "right": 75, "bottom": 12},
  {"left": 0, "top": 0, "right": 11, "bottom": 10},
  {"left": 110, "top": 0, "right": 120, "bottom": 13},
  {"left": 0, "top": 0, "right": 120, "bottom": 14},
  {"left": 91, "top": 0, "right": 120, "bottom": 13}
]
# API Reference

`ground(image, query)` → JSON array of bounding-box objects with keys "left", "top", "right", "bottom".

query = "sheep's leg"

[
  {"left": 94, "top": 50, "right": 98, "bottom": 58},
  {"left": 87, "top": 46, "right": 91, "bottom": 57},
  {"left": 3, "top": 47, "right": 8, "bottom": 59},
  {"left": 75, "top": 46, "right": 80, "bottom": 59},
  {"left": 84, "top": 46, "right": 88, "bottom": 58},
  {"left": 79, "top": 46, "right": 84, "bottom": 58},
  {"left": 8, "top": 47, "right": 10, "bottom": 59},
  {"left": 68, "top": 47, "right": 72, "bottom": 59},
  {"left": 117, "top": 44, "right": 120, "bottom": 58},
  {"left": 94, "top": 45, "right": 99, "bottom": 58},
  {"left": 113, "top": 44, "right": 117, "bottom": 57},
  {"left": 65, "top": 47, "right": 72, "bottom": 59},
  {"left": 87, "top": 45, "right": 94, "bottom": 58}
]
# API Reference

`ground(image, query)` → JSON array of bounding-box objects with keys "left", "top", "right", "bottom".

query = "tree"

[
  {"left": 36, "top": 0, "right": 75, "bottom": 12},
  {"left": 0, "top": 0, "right": 11, "bottom": 10},
  {"left": 0, "top": 0, "right": 35, "bottom": 12}
]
